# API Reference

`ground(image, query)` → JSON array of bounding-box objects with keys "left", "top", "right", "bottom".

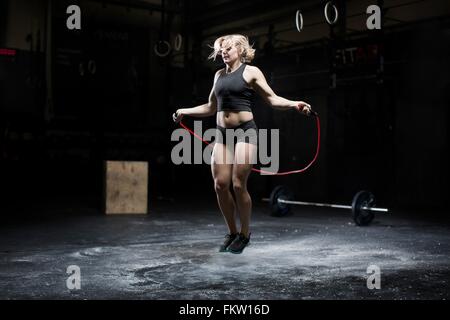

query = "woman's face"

[{"left": 220, "top": 42, "right": 240, "bottom": 64}]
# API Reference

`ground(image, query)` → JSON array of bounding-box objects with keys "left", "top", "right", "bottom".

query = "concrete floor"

[{"left": 0, "top": 200, "right": 449, "bottom": 300}]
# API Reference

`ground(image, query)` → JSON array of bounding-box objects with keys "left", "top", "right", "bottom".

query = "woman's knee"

[
  {"left": 214, "top": 178, "right": 230, "bottom": 193},
  {"left": 232, "top": 177, "right": 246, "bottom": 194}
]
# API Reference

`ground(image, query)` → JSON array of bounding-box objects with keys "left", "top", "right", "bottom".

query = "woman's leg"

[
  {"left": 232, "top": 142, "right": 257, "bottom": 238},
  {"left": 211, "top": 142, "right": 237, "bottom": 234}
]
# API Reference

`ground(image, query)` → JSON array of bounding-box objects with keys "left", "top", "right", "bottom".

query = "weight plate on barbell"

[
  {"left": 352, "top": 190, "right": 375, "bottom": 226},
  {"left": 269, "top": 185, "right": 293, "bottom": 217}
]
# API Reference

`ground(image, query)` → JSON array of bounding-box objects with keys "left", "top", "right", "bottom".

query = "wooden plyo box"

[{"left": 104, "top": 161, "right": 148, "bottom": 214}]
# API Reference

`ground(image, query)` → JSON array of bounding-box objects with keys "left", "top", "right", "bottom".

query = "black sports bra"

[{"left": 214, "top": 63, "right": 255, "bottom": 112}]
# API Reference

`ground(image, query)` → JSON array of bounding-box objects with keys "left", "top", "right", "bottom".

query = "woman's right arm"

[{"left": 173, "top": 70, "right": 221, "bottom": 122}]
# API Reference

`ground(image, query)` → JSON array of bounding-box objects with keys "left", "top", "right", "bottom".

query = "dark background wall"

[
  {"left": 1, "top": 0, "right": 449, "bottom": 215},
  {"left": 0, "top": 0, "right": 7, "bottom": 46}
]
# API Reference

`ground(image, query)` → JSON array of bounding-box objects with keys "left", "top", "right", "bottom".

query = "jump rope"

[{"left": 177, "top": 106, "right": 321, "bottom": 176}]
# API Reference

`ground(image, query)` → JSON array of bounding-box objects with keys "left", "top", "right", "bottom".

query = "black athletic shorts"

[{"left": 216, "top": 119, "right": 258, "bottom": 146}]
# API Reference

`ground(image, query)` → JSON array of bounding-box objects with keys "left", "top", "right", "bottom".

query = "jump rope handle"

[{"left": 298, "top": 104, "right": 318, "bottom": 117}]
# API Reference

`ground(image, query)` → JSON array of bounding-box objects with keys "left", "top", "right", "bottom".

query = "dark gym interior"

[{"left": 0, "top": 0, "right": 449, "bottom": 301}]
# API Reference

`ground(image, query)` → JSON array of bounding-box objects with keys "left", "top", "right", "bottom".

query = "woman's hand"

[
  {"left": 172, "top": 109, "right": 184, "bottom": 123},
  {"left": 295, "top": 101, "right": 312, "bottom": 116}
]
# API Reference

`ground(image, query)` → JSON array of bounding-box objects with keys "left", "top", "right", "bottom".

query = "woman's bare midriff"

[{"left": 216, "top": 110, "right": 253, "bottom": 128}]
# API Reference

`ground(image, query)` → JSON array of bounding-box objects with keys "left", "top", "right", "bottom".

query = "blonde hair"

[{"left": 208, "top": 34, "right": 256, "bottom": 63}]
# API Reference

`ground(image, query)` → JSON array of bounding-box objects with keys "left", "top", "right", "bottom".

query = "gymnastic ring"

[
  {"left": 174, "top": 33, "right": 183, "bottom": 51},
  {"left": 295, "top": 10, "right": 304, "bottom": 32},
  {"left": 324, "top": 1, "right": 338, "bottom": 25},
  {"left": 154, "top": 40, "right": 171, "bottom": 57},
  {"left": 79, "top": 62, "right": 85, "bottom": 76},
  {"left": 88, "top": 60, "right": 96, "bottom": 74}
]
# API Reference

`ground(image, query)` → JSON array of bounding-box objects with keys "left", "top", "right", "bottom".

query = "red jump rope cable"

[{"left": 178, "top": 113, "right": 321, "bottom": 176}]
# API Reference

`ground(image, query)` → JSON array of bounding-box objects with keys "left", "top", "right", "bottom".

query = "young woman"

[{"left": 173, "top": 34, "right": 311, "bottom": 253}]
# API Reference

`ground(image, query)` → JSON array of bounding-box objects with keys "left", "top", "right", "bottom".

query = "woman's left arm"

[{"left": 248, "top": 66, "right": 311, "bottom": 115}]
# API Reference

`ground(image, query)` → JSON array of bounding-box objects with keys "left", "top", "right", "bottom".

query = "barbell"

[{"left": 262, "top": 185, "right": 389, "bottom": 226}]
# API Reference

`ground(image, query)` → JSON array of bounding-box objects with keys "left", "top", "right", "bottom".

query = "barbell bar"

[
  {"left": 262, "top": 186, "right": 389, "bottom": 226},
  {"left": 277, "top": 198, "right": 388, "bottom": 212}
]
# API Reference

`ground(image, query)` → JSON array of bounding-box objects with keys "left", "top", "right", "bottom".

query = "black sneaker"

[
  {"left": 228, "top": 233, "right": 251, "bottom": 254},
  {"left": 219, "top": 233, "right": 238, "bottom": 252}
]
